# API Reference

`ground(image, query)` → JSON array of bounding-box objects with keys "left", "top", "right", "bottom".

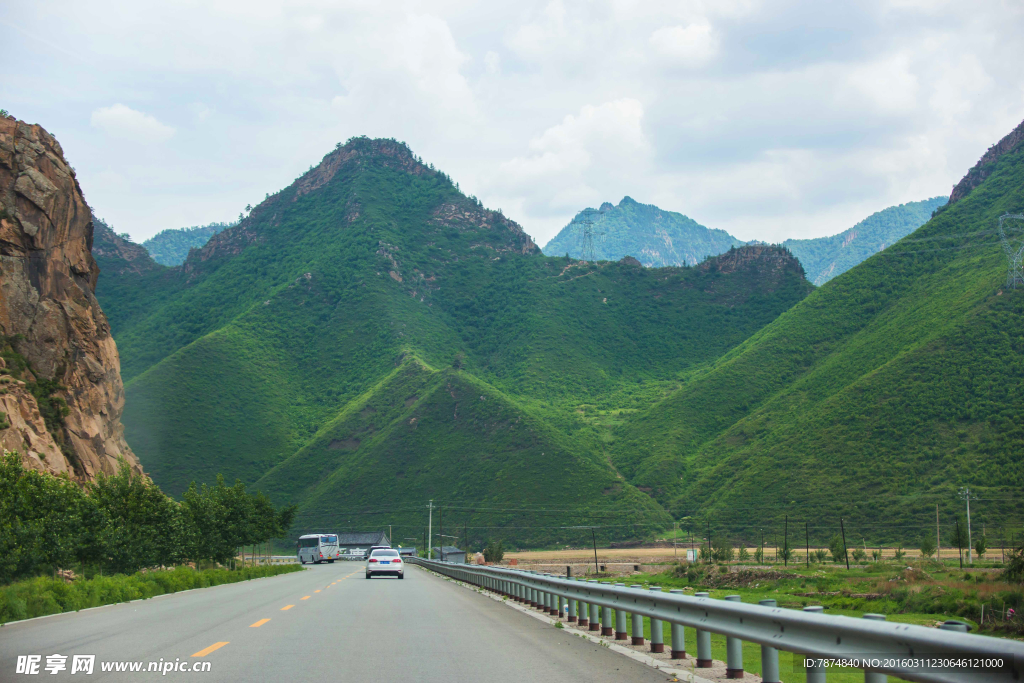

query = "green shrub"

[{"left": 0, "top": 564, "right": 301, "bottom": 624}]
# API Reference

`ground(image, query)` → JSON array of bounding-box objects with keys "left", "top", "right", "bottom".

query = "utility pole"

[
  {"left": 936, "top": 504, "right": 940, "bottom": 563},
  {"left": 959, "top": 487, "right": 975, "bottom": 564},
  {"left": 840, "top": 518, "right": 850, "bottom": 570},
  {"left": 427, "top": 500, "right": 434, "bottom": 560},
  {"left": 784, "top": 516, "right": 789, "bottom": 567},
  {"left": 955, "top": 519, "right": 963, "bottom": 569},
  {"left": 440, "top": 506, "right": 444, "bottom": 561},
  {"left": 673, "top": 521, "right": 678, "bottom": 561},
  {"left": 592, "top": 529, "right": 599, "bottom": 576},
  {"left": 805, "top": 522, "right": 809, "bottom": 567}
]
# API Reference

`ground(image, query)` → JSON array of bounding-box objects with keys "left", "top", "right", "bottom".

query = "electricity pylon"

[
  {"left": 570, "top": 208, "right": 602, "bottom": 262},
  {"left": 997, "top": 213, "right": 1024, "bottom": 289}
]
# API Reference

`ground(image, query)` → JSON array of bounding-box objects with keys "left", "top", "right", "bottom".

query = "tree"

[
  {"left": 483, "top": 540, "right": 504, "bottom": 563},
  {"left": 712, "top": 539, "right": 734, "bottom": 563},
  {"left": 974, "top": 534, "right": 987, "bottom": 559},
  {"left": 1004, "top": 538, "right": 1024, "bottom": 583},
  {"left": 90, "top": 459, "right": 179, "bottom": 574},
  {"left": 919, "top": 533, "right": 936, "bottom": 558},
  {"left": 828, "top": 534, "right": 846, "bottom": 564}
]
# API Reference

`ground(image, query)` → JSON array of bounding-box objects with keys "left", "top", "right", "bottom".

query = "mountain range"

[
  {"left": 542, "top": 196, "right": 947, "bottom": 285},
  {"left": 89, "top": 119, "right": 1024, "bottom": 547},
  {"left": 92, "top": 137, "right": 812, "bottom": 545}
]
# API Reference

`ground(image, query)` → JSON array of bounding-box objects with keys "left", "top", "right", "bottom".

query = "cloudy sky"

[{"left": 3, "top": 1, "right": 1023, "bottom": 245}]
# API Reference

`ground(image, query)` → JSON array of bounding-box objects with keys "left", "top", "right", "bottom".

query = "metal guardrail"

[{"left": 410, "top": 558, "right": 1023, "bottom": 683}]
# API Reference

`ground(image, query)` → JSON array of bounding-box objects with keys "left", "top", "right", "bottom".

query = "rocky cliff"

[
  {"left": 0, "top": 116, "right": 141, "bottom": 480},
  {"left": 949, "top": 117, "right": 1024, "bottom": 205}
]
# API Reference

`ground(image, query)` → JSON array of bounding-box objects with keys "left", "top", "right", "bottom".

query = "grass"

[{"left": 0, "top": 564, "right": 303, "bottom": 625}]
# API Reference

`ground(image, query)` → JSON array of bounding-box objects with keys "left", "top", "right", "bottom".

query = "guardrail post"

[
  {"left": 601, "top": 585, "right": 614, "bottom": 636},
  {"left": 649, "top": 586, "right": 664, "bottom": 653},
  {"left": 587, "top": 579, "right": 600, "bottom": 631},
  {"left": 803, "top": 606, "right": 826, "bottom": 683},
  {"left": 862, "top": 614, "right": 887, "bottom": 683},
  {"left": 615, "top": 584, "right": 628, "bottom": 640},
  {"left": 669, "top": 589, "right": 686, "bottom": 658},
  {"left": 758, "top": 599, "right": 780, "bottom": 682},
  {"left": 630, "top": 585, "right": 644, "bottom": 645},
  {"left": 725, "top": 595, "right": 743, "bottom": 677},
  {"left": 547, "top": 574, "right": 560, "bottom": 616},
  {"left": 694, "top": 592, "right": 712, "bottom": 667},
  {"left": 568, "top": 586, "right": 578, "bottom": 622},
  {"left": 577, "top": 579, "right": 590, "bottom": 628}
]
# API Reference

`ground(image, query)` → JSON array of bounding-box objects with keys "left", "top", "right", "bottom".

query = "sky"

[{"left": 3, "top": 0, "right": 1024, "bottom": 246}]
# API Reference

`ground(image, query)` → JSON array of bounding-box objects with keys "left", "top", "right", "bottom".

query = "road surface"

[{"left": 0, "top": 563, "right": 669, "bottom": 681}]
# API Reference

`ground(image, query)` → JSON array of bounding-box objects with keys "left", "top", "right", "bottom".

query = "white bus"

[{"left": 297, "top": 533, "right": 340, "bottom": 564}]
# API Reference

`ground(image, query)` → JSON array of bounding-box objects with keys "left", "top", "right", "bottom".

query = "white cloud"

[
  {"left": 7, "top": 0, "right": 1024, "bottom": 244},
  {"left": 89, "top": 104, "right": 175, "bottom": 144},
  {"left": 649, "top": 22, "right": 718, "bottom": 68},
  {"left": 487, "top": 98, "right": 650, "bottom": 240}
]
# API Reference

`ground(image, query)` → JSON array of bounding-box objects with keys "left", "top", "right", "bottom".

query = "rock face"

[
  {"left": 949, "top": 117, "right": 1024, "bottom": 205},
  {"left": 0, "top": 116, "right": 141, "bottom": 479}
]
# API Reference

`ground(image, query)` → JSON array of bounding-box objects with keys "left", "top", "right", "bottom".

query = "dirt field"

[{"left": 505, "top": 547, "right": 986, "bottom": 562}]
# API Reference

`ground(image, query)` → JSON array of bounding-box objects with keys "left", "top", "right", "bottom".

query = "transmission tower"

[
  {"left": 998, "top": 213, "right": 1024, "bottom": 289},
  {"left": 570, "top": 208, "right": 602, "bottom": 261}
]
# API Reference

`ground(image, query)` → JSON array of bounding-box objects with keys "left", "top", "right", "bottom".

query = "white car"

[{"left": 365, "top": 548, "right": 404, "bottom": 579}]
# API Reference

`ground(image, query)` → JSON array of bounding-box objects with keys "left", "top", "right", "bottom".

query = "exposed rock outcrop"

[
  {"left": 0, "top": 116, "right": 141, "bottom": 480},
  {"left": 91, "top": 217, "right": 161, "bottom": 276},
  {"left": 949, "top": 117, "right": 1024, "bottom": 205}
]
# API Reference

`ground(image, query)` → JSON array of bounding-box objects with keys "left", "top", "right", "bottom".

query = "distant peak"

[
  {"left": 600, "top": 202, "right": 614, "bottom": 212},
  {"left": 619, "top": 196, "right": 637, "bottom": 206}
]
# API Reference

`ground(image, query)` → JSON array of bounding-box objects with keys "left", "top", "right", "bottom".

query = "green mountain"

[
  {"left": 542, "top": 196, "right": 742, "bottom": 266},
  {"left": 783, "top": 197, "right": 947, "bottom": 285},
  {"left": 94, "top": 137, "right": 813, "bottom": 546},
  {"left": 609, "top": 121, "right": 1024, "bottom": 544},
  {"left": 142, "top": 222, "right": 234, "bottom": 266}
]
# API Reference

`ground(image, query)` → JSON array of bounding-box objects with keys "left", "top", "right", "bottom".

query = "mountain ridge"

[{"left": 94, "top": 135, "right": 813, "bottom": 545}]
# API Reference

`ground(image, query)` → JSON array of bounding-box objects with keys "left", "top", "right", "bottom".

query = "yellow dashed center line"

[
  {"left": 314, "top": 589, "right": 321, "bottom": 593},
  {"left": 300, "top": 596, "right": 310, "bottom": 600},
  {"left": 250, "top": 618, "right": 270, "bottom": 628},
  {"left": 191, "top": 642, "right": 229, "bottom": 657},
  {"left": 281, "top": 605, "right": 294, "bottom": 611}
]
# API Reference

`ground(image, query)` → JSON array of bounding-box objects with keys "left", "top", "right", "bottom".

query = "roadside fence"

[{"left": 410, "top": 557, "right": 1024, "bottom": 683}]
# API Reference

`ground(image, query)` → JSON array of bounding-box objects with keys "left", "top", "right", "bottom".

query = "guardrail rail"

[{"left": 410, "top": 558, "right": 1023, "bottom": 683}]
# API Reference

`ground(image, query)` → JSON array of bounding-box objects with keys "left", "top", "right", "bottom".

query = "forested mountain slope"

[
  {"left": 610, "top": 121, "right": 1024, "bottom": 542},
  {"left": 142, "top": 222, "right": 233, "bottom": 266},
  {"left": 95, "top": 137, "right": 813, "bottom": 545},
  {"left": 783, "top": 197, "right": 947, "bottom": 284}
]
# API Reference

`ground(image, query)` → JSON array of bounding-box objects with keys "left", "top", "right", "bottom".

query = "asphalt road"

[{"left": 0, "top": 563, "right": 669, "bottom": 682}]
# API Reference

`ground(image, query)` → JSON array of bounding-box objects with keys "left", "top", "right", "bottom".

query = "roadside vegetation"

[
  {"left": 0, "top": 564, "right": 301, "bottom": 624},
  {"left": 0, "top": 452, "right": 297, "bottom": 586}
]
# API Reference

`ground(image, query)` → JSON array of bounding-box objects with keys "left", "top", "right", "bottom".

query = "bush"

[
  {"left": 482, "top": 540, "right": 504, "bottom": 563},
  {"left": 919, "top": 533, "right": 936, "bottom": 558},
  {"left": 829, "top": 534, "right": 846, "bottom": 564},
  {"left": 0, "top": 564, "right": 301, "bottom": 624}
]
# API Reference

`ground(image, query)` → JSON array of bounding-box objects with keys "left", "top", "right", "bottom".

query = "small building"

[
  {"left": 397, "top": 547, "right": 417, "bottom": 558},
  {"left": 433, "top": 546, "right": 466, "bottom": 563},
  {"left": 334, "top": 531, "right": 391, "bottom": 559}
]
